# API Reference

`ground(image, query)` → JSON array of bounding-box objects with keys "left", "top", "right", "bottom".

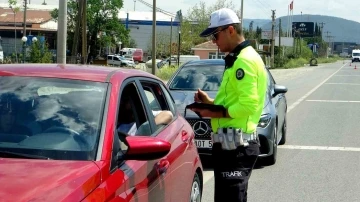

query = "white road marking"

[
  {"left": 306, "top": 100, "right": 360, "bottom": 103},
  {"left": 279, "top": 145, "right": 360, "bottom": 151},
  {"left": 203, "top": 171, "right": 214, "bottom": 184},
  {"left": 333, "top": 75, "right": 360, "bottom": 76},
  {"left": 287, "top": 63, "right": 348, "bottom": 113},
  {"left": 325, "top": 83, "right": 360, "bottom": 85}
]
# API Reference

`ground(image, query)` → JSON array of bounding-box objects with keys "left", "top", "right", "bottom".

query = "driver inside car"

[
  {"left": 117, "top": 96, "right": 173, "bottom": 136},
  {"left": 0, "top": 95, "right": 31, "bottom": 136}
]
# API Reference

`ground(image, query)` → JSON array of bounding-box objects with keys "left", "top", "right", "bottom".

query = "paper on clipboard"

[{"left": 184, "top": 102, "right": 226, "bottom": 119}]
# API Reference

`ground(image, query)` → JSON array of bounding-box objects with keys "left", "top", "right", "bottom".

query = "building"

[
  {"left": 118, "top": 11, "right": 181, "bottom": 57},
  {"left": 191, "top": 41, "right": 225, "bottom": 59},
  {"left": 0, "top": 4, "right": 57, "bottom": 57}
]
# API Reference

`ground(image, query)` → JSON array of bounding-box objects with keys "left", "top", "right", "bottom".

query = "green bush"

[
  {"left": 156, "top": 66, "right": 179, "bottom": 81},
  {"left": 28, "top": 40, "right": 53, "bottom": 63},
  {"left": 283, "top": 58, "right": 308, "bottom": 69}
]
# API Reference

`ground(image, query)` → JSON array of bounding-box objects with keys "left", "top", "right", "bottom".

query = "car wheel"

[
  {"left": 190, "top": 173, "right": 202, "bottom": 202},
  {"left": 279, "top": 116, "right": 287, "bottom": 145},
  {"left": 263, "top": 125, "right": 277, "bottom": 166}
]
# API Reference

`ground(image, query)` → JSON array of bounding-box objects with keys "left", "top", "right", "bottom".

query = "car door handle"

[
  {"left": 157, "top": 159, "right": 170, "bottom": 175},
  {"left": 181, "top": 131, "right": 191, "bottom": 143}
]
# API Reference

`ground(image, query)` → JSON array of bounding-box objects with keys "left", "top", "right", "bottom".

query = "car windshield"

[
  {"left": 353, "top": 53, "right": 360, "bottom": 56},
  {"left": 168, "top": 63, "right": 225, "bottom": 91},
  {"left": 0, "top": 76, "right": 107, "bottom": 160}
]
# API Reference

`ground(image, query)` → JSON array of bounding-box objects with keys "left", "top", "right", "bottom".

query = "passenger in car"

[{"left": 117, "top": 96, "right": 173, "bottom": 136}]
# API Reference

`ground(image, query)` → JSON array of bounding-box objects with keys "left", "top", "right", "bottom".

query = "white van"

[
  {"left": 171, "top": 55, "right": 200, "bottom": 64},
  {"left": 352, "top": 49, "right": 360, "bottom": 63}
]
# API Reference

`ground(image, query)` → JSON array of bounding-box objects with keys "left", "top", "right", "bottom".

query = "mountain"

[
  {"left": 243, "top": 19, "right": 271, "bottom": 30},
  {"left": 260, "top": 14, "right": 360, "bottom": 43}
]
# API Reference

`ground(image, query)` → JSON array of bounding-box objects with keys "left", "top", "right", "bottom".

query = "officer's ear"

[{"left": 227, "top": 25, "right": 236, "bottom": 36}]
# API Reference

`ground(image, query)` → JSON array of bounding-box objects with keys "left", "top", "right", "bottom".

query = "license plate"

[{"left": 195, "top": 140, "right": 212, "bottom": 148}]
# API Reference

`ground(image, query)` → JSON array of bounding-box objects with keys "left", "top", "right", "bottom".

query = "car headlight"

[{"left": 258, "top": 113, "right": 271, "bottom": 128}]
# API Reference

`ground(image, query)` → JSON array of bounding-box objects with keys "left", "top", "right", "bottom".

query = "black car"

[{"left": 167, "top": 59, "right": 288, "bottom": 165}]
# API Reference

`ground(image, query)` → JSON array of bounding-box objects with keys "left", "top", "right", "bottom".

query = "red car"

[{"left": 0, "top": 64, "right": 203, "bottom": 202}]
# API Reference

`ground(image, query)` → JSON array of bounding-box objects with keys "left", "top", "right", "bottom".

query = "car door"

[
  {"left": 136, "top": 78, "right": 195, "bottom": 201},
  {"left": 106, "top": 80, "right": 171, "bottom": 202}
]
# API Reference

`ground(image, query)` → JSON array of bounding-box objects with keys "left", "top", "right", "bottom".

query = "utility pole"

[
  {"left": 82, "top": 0, "right": 87, "bottom": 64},
  {"left": 151, "top": 0, "right": 157, "bottom": 75},
  {"left": 240, "top": 0, "right": 244, "bottom": 31},
  {"left": 325, "top": 31, "right": 331, "bottom": 58},
  {"left": 249, "top": 21, "right": 253, "bottom": 39},
  {"left": 57, "top": 0, "right": 67, "bottom": 64},
  {"left": 319, "top": 22, "right": 325, "bottom": 39},
  {"left": 279, "top": 19, "right": 281, "bottom": 57},
  {"left": 22, "top": 0, "right": 27, "bottom": 63},
  {"left": 169, "top": 18, "right": 173, "bottom": 66},
  {"left": 271, "top": 10, "right": 276, "bottom": 68}
]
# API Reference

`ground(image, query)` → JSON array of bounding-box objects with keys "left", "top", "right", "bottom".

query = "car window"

[
  {"left": 0, "top": 76, "right": 107, "bottom": 160},
  {"left": 140, "top": 81, "right": 174, "bottom": 132},
  {"left": 168, "top": 63, "right": 224, "bottom": 91},
  {"left": 265, "top": 68, "right": 276, "bottom": 86},
  {"left": 117, "top": 82, "right": 151, "bottom": 137},
  {"left": 107, "top": 56, "right": 112, "bottom": 60}
]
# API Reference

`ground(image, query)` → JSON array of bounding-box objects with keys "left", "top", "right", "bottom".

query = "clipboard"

[{"left": 184, "top": 102, "right": 226, "bottom": 119}]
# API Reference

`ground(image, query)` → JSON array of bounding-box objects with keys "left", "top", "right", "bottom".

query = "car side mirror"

[
  {"left": 123, "top": 136, "right": 171, "bottom": 161},
  {"left": 272, "top": 84, "right": 288, "bottom": 97}
]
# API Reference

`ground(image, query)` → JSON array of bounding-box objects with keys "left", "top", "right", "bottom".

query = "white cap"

[{"left": 199, "top": 8, "right": 241, "bottom": 37}]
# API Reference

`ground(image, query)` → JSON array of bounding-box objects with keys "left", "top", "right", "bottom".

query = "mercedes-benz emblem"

[{"left": 192, "top": 121, "right": 209, "bottom": 136}]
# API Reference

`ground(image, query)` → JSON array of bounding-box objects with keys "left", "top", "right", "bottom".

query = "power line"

[{"left": 136, "top": 0, "right": 176, "bottom": 17}]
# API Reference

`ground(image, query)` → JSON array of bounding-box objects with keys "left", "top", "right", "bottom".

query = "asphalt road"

[{"left": 200, "top": 60, "right": 360, "bottom": 202}]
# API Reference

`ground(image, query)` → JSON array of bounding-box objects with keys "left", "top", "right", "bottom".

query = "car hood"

[
  {"left": 0, "top": 158, "right": 101, "bottom": 201},
  {"left": 170, "top": 90, "right": 270, "bottom": 118}
]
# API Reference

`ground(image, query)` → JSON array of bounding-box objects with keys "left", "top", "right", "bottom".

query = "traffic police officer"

[{"left": 189, "top": 8, "right": 268, "bottom": 202}]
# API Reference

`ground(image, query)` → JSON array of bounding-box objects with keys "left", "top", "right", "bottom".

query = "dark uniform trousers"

[{"left": 212, "top": 141, "right": 260, "bottom": 202}]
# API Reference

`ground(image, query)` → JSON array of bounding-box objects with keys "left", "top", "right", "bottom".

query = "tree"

[
  {"left": 51, "top": 0, "right": 129, "bottom": 59},
  {"left": 126, "top": 38, "right": 137, "bottom": 48},
  {"left": 179, "top": 0, "right": 242, "bottom": 53},
  {"left": 28, "top": 39, "right": 53, "bottom": 63},
  {"left": 147, "top": 31, "right": 172, "bottom": 58},
  {"left": 8, "top": 0, "right": 20, "bottom": 63}
]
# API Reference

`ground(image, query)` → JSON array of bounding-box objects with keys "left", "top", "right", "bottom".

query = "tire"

[
  {"left": 189, "top": 173, "right": 202, "bottom": 202},
  {"left": 279, "top": 116, "right": 287, "bottom": 145},
  {"left": 263, "top": 125, "right": 277, "bottom": 166},
  {"left": 310, "top": 58, "right": 318, "bottom": 66}
]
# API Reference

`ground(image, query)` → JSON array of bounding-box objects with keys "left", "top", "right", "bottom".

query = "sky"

[{"left": 0, "top": 0, "right": 359, "bottom": 23}]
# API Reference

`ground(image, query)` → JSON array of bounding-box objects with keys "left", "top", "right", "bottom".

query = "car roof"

[{"left": 0, "top": 64, "right": 156, "bottom": 82}]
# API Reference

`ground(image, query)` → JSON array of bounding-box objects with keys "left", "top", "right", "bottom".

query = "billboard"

[
  {"left": 292, "top": 22, "right": 314, "bottom": 37},
  {"left": 261, "top": 30, "right": 279, "bottom": 40}
]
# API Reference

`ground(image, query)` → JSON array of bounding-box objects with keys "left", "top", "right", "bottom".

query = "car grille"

[{"left": 186, "top": 118, "right": 212, "bottom": 139}]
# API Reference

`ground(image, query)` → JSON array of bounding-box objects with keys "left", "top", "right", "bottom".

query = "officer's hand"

[{"left": 194, "top": 89, "right": 211, "bottom": 104}]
